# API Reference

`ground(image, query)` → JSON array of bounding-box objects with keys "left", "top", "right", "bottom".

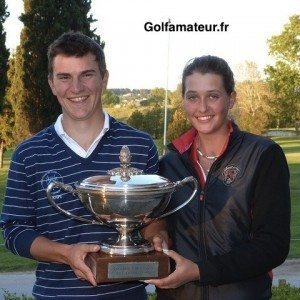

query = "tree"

[
  {"left": 167, "top": 84, "right": 189, "bottom": 142},
  {"left": 127, "top": 110, "right": 144, "bottom": 131},
  {"left": 231, "top": 62, "right": 271, "bottom": 134},
  {"left": 102, "top": 90, "right": 120, "bottom": 107},
  {"left": 265, "top": 61, "right": 300, "bottom": 128},
  {"left": 169, "top": 84, "right": 182, "bottom": 108},
  {"left": 233, "top": 80, "right": 271, "bottom": 134},
  {"left": 148, "top": 87, "right": 166, "bottom": 105},
  {"left": 267, "top": 15, "right": 299, "bottom": 65},
  {"left": 265, "top": 15, "right": 300, "bottom": 128},
  {"left": 0, "top": 0, "right": 10, "bottom": 167},
  {"left": 127, "top": 106, "right": 164, "bottom": 139},
  {"left": 5, "top": 48, "right": 30, "bottom": 144},
  {"left": 143, "top": 106, "right": 164, "bottom": 139},
  {"left": 10, "top": 0, "right": 104, "bottom": 138},
  {"left": 0, "top": 100, "right": 14, "bottom": 167},
  {"left": 167, "top": 109, "right": 190, "bottom": 142},
  {"left": 0, "top": 0, "right": 9, "bottom": 111}
]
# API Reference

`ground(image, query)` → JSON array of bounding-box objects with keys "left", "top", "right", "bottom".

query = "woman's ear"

[
  {"left": 229, "top": 91, "right": 236, "bottom": 109},
  {"left": 102, "top": 70, "right": 109, "bottom": 91}
]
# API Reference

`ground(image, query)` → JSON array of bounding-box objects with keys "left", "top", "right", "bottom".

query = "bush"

[{"left": 272, "top": 283, "right": 300, "bottom": 299}]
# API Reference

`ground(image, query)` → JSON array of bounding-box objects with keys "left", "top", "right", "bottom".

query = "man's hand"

[
  {"left": 30, "top": 236, "right": 100, "bottom": 286},
  {"left": 66, "top": 244, "right": 100, "bottom": 286},
  {"left": 144, "top": 249, "right": 200, "bottom": 289}
]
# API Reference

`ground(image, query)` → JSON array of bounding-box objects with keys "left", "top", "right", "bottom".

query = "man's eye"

[
  {"left": 82, "top": 73, "right": 94, "bottom": 79},
  {"left": 58, "top": 75, "right": 70, "bottom": 81}
]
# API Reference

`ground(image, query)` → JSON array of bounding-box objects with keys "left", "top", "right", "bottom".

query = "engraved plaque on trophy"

[{"left": 47, "top": 146, "right": 198, "bottom": 283}]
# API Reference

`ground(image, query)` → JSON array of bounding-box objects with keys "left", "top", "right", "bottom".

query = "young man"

[{"left": 0, "top": 32, "right": 158, "bottom": 299}]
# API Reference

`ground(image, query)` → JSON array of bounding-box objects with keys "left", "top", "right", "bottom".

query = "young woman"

[{"left": 146, "top": 55, "right": 290, "bottom": 300}]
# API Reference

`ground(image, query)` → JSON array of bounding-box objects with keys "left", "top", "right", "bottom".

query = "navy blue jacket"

[{"left": 1, "top": 116, "right": 158, "bottom": 300}]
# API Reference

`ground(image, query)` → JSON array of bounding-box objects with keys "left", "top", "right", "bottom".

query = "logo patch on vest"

[
  {"left": 41, "top": 171, "right": 63, "bottom": 194},
  {"left": 222, "top": 165, "right": 240, "bottom": 186}
]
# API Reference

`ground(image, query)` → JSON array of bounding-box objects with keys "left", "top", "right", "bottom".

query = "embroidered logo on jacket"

[
  {"left": 41, "top": 171, "right": 63, "bottom": 194},
  {"left": 222, "top": 165, "right": 240, "bottom": 186}
]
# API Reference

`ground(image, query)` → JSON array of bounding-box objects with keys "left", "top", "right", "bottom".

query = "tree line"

[
  {"left": 0, "top": 1, "right": 299, "bottom": 164},
  {"left": 0, "top": 0, "right": 103, "bottom": 166}
]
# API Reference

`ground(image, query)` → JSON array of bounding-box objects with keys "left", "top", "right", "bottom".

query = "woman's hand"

[
  {"left": 152, "top": 233, "right": 169, "bottom": 252},
  {"left": 144, "top": 249, "right": 200, "bottom": 289}
]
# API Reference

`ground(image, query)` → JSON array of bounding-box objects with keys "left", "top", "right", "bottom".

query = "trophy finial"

[
  {"left": 107, "top": 146, "right": 143, "bottom": 181},
  {"left": 119, "top": 146, "right": 131, "bottom": 164}
]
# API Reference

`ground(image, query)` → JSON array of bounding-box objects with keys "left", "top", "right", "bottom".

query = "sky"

[{"left": 4, "top": 0, "right": 299, "bottom": 90}]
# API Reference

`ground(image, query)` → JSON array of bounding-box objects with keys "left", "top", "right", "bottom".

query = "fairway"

[
  {"left": 0, "top": 136, "right": 300, "bottom": 271},
  {"left": 273, "top": 137, "right": 300, "bottom": 258}
]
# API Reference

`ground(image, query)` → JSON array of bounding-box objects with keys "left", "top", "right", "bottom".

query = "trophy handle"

[
  {"left": 158, "top": 176, "right": 198, "bottom": 219},
  {"left": 46, "top": 181, "right": 104, "bottom": 225}
]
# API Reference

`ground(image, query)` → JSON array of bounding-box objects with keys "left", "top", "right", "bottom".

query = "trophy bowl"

[
  {"left": 46, "top": 146, "right": 198, "bottom": 282},
  {"left": 47, "top": 173, "right": 197, "bottom": 255}
]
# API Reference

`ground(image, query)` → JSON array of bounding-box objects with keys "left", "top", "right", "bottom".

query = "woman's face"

[{"left": 183, "top": 72, "right": 235, "bottom": 135}]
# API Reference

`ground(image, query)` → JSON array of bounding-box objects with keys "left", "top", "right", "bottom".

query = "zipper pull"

[{"left": 199, "top": 191, "right": 204, "bottom": 201}]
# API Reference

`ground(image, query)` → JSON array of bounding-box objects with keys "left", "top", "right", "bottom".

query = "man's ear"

[{"left": 48, "top": 75, "right": 57, "bottom": 96}]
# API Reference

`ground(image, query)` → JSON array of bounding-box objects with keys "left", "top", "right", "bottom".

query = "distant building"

[{"left": 123, "top": 93, "right": 132, "bottom": 98}]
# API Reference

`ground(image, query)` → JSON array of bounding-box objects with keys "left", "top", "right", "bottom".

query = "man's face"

[{"left": 48, "top": 53, "right": 108, "bottom": 122}]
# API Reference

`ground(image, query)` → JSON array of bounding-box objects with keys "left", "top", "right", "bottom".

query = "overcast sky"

[{"left": 4, "top": 0, "right": 299, "bottom": 90}]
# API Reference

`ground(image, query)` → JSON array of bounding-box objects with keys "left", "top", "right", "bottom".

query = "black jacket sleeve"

[{"left": 198, "top": 143, "right": 291, "bottom": 285}]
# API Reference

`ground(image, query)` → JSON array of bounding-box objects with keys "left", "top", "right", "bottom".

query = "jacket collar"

[
  {"left": 170, "top": 121, "right": 237, "bottom": 155},
  {"left": 171, "top": 127, "right": 197, "bottom": 155}
]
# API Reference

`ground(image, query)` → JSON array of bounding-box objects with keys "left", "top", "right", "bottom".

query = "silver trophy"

[{"left": 47, "top": 146, "right": 198, "bottom": 282}]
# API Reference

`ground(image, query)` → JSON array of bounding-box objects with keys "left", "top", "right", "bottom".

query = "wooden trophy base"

[{"left": 85, "top": 251, "right": 170, "bottom": 283}]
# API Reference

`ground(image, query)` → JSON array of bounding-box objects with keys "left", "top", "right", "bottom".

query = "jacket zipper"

[
  {"left": 199, "top": 188, "right": 209, "bottom": 300},
  {"left": 177, "top": 150, "right": 215, "bottom": 300},
  {"left": 200, "top": 160, "right": 219, "bottom": 300}
]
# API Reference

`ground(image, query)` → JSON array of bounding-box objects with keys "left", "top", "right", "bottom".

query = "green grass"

[
  {"left": 0, "top": 136, "right": 300, "bottom": 272},
  {"left": 273, "top": 137, "right": 300, "bottom": 258},
  {"left": 0, "top": 150, "right": 12, "bottom": 200},
  {"left": 0, "top": 150, "right": 37, "bottom": 271},
  {"left": 1, "top": 290, "right": 34, "bottom": 300},
  {"left": 272, "top": 283, "right": 300, "bottom": 299},
  {"left": 5, "top": 286, "right": 300, "bottom": 300}
]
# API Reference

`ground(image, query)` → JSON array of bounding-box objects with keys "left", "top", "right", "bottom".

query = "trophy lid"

[
  {"left": 75, "top": 146, "right": 176, "bottom": 193},
  {"left": 76, "top": 174, "right": 176, "bottom": 193}
]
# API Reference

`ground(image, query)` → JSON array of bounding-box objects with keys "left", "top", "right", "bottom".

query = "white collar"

[{"left": 54, "top": 112, "right": 110, "bottom": 158}]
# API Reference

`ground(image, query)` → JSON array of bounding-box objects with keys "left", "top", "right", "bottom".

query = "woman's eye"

[
  {"left": 209, "top": 94, "right": 219, "bottom": 100},
  {"left": 187, "top": 95, "right": 198, "bottom": 101}
]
